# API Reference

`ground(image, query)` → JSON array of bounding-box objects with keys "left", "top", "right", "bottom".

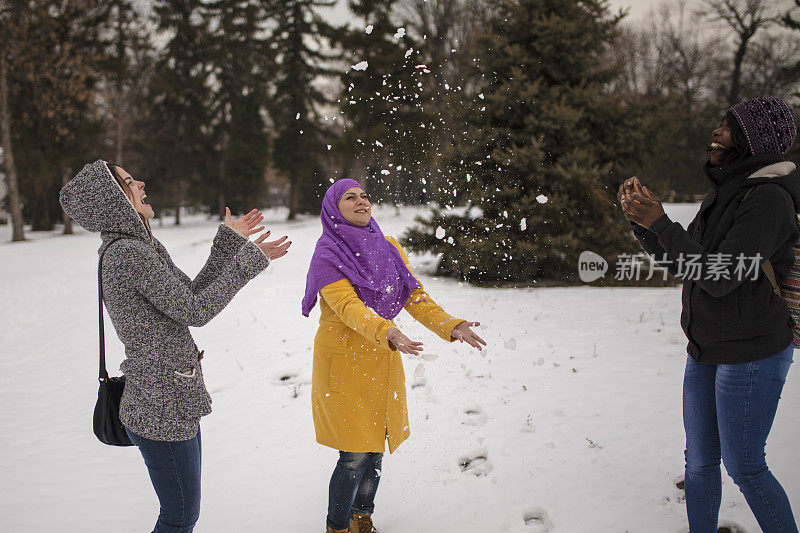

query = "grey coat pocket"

[{"left": 172, "top": 364, "right": 212, "bottom": 419}]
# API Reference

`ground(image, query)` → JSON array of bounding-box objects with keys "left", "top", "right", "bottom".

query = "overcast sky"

[{"left": 320, "top": 0, "right": 673, "bottom": 27}]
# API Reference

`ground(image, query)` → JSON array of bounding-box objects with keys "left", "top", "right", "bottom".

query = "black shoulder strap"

[{"left": 98, "top": 238, "right": 125, "bottom": 382}]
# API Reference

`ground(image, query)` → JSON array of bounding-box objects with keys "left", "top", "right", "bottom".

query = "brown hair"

[{"left": 107, "top": 162, "right": 153, "bottom": 240}]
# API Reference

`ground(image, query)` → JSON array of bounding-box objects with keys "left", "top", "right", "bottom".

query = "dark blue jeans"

[
  {"left": 327, "top": 451, "right": 383, "bottom": 530},
  {"left": 126, "top": 427, "right": 202, "bottom": 533},
  {"left": 683, "top": 344, "right": 797, "bottom": 532}
]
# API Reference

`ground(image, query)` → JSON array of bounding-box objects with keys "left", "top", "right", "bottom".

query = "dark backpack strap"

[
  {"left": 98, "top": 238, "right": 125, "bottom": 382},
  {"left": 761, "top": 260, "right": 782, "bottom": 297}
]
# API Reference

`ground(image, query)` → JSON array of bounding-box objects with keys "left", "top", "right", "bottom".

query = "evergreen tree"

[
  {"left": 4, "top": 0, "right": 109, "bottom": 232},
  {"left": 405, "top": 0, "right": 639, "bottom": 283},
  {"left": 140, "top": 0, "right": 213, "bottom": 225},
  {"left": 399, "top": 0, "right": 485, "bottom": 204},
  {"left": 103, "top": 0, "right": 153, "bottom": 167},
  {"left": 268, "top": 0, "right": 342, "bottom": 219},
  {"left": 225, "top": 92, "right": 269, "bottom": 213},
  {"left": 205, "top": 0, "right": 273, "bottom": 217},
  {"left": 336, "top": 0, "right": 434, "bottom": 205},
  {"left": 0, "top": 0, "right": 26, "bottom": 241}
]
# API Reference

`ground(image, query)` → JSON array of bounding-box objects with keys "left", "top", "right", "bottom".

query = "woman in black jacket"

[{"left": 619, "top": 96, "right": 798, "bottom": 532}]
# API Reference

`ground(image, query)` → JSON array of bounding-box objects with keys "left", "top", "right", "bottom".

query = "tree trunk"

[
  {"left": 114, "top": 1, "right": 125, "bottom": 165},
  {"left": 174, "top": 181, "right": 182, "bottom": 225},
  {"left": 287, "top": 176, "right": 299, "bottom": 220},
  {"left": 728, "top": 38, "right": 749, "bottom": 107},
  {"left": 115, "top": 110, "right": 124, "bottom": 164},
  {"left": 0, "top": 57, "right": 25, "bottom": 241},
  {"left": 218, "top": 131, "right": 227, "bottom": 219},
  {"left": 32, "top": 192, "right": 53, "bottom": 232},
  {"left": 62, "top": 167, "right": 73, "bottom": 234}
]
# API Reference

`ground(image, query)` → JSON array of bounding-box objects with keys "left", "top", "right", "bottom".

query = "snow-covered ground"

[{"left": 1, "top": 203, "right": 798, "bottom": 532}]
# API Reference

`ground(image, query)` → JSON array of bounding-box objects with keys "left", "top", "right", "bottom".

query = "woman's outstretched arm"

[
  {"left": 319, "top": 279, "right": 396, "bottom": 351},
  {"left": 157, "top": 209, "right": 266, "bottom": 292},
  {"left": 104, "top": 238, "right": 269, "bottom": 327},
  {"left": 387, "top": 237, "right": 486, "bottom": 350}
]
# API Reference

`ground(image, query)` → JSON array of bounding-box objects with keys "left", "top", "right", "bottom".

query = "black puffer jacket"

[{"left": 634, "top": 155, "right": 800, "bottom": 363}]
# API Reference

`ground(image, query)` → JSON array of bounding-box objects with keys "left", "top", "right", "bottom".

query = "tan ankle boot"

[
  {"left": 350, "top": 513, "right": 378, "bottom": 533},
  {"left": 326, "top": 526, "right": 349, "bottom": 533}
]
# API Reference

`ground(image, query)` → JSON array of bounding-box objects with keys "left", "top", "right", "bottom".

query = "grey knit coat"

[{"left": 59, "top": 160, "right": 270, "bottom": 441}]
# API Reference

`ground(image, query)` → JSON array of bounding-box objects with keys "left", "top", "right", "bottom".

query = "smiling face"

[
  {"left": 709, "top": 118, "right": 734, "bottom": 166},
  {"left": 337, "top": 186, "right": 371, "bottom": 227},
  {"left": 111, "top": 165, "right": 155, "bottom": 220}
]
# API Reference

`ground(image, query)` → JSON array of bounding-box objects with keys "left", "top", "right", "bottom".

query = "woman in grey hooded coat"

[{"left": 59, "top": 160, "right": 291, "bottom": 533}]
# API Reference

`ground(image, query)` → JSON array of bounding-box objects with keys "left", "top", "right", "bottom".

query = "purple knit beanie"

[{"left": 729, "top": 96, "right": 797, "bottom": 156}]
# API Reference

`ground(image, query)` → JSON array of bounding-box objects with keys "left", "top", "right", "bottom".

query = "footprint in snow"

[
  {"left": 676, "top": 522, "right": 747, "bottom": 533},
  {"left": 457, "top": 447, "right": 493, "bottom": 476},
  {"left": 460, "top": 405, "right": 488, "bottom": 426},
  {"left": 411, "top": 375, "right": 428, "bottom": 390},
  {"left": 717, "top": 522, "right": 746, "bottom": 533},
  {"left": 668, "top": 476, "right": 686, "bottom": 504},
  {"left": 522, "top": 507, "right": 552, "bottom": 532},
  {"left": 274, "top": 371, "right": 299, "bottom": 384}
]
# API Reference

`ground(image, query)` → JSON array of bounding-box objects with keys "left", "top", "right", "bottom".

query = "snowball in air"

[
  {"left": 365, "top": 25, "right": 373, "bottom": 34},
  {"left": 435, "top": 226, "right": 446, "bottom": 239},
  {"left": 351, "top": 61, "right": 369, "bottom": 71},
  {"left": 394, "top": 27, "right": 406, "bottom": 39},
  {"left": 536, "top": 194, "right": 548, "bottom": 204}
]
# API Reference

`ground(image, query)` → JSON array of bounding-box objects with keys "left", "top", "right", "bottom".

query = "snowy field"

[{"left": 1, "top": 203, "right": 798, "bottom": 532}]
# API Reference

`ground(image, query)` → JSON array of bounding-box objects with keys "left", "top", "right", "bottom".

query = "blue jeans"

[
  {"left": 683, "top": 344, "right": 797, "bottom": 532},
  {"left": 126, "top": 427, "right": 202, "bottom": 533},
  {"left": 327, "top": 451, "right": 383, "bottom": 530}
]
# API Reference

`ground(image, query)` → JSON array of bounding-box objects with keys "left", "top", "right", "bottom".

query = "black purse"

[{"left": 93, "top": 238, "right": 134, "bottom": 446}]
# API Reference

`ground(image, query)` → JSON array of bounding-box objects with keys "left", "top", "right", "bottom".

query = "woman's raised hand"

[
  {"left": 225, "top": 207, "right": 265, "bottom": 238},
  {"left": 254, "top": 233, "right": 292, "bottom": 260},
  {"left": 621, "top": 178, "right": 665, "bottom": 229},
  {"left": 387, "top": 327, "right": 423, "bottom": 356},
  {"left": 451, "top": 321, "right": 487, "bottom": 351}
]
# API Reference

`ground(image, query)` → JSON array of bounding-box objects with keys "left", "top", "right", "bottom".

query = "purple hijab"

[{"left": 301, "top": 179, "right": 419, "bottom": 319}]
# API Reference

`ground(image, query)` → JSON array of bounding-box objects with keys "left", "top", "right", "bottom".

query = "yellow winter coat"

[{"left": 311, "top": 237, "right": 463, "bottom": 453}]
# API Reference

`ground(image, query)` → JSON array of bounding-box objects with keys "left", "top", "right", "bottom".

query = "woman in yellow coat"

[{"left": 302, "top": 179, "right": 486, "bottom": 533}]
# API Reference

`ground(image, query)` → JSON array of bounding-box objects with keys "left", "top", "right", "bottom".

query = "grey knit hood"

[
  {"left": 745, "top": 161, "right": 800, "bottom": 213},
  {"left": 59, "top": 160, "right": 150, "bottom": 240}
]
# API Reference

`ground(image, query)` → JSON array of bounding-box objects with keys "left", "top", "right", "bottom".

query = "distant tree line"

[
  {"left": 609, "top": 0, "right": 800, "bottom": 197},
  {"left": 0, "top": 0, "right": 483, "bottom": 239},
  {"left": 402, "top": 0, "right": 800, "bottom": 283},
  {"left": 1, "top": 0, "right": 799, "bottom": 284}
]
